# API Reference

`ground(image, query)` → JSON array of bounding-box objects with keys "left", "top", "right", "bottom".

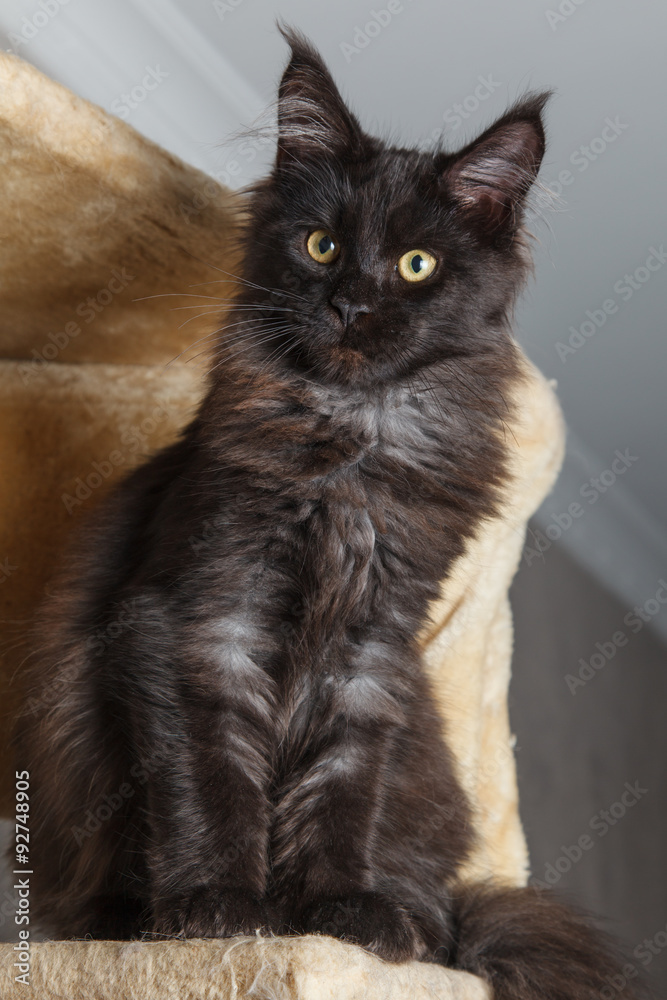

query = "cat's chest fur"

[
  {"left": 302, "top": 383, "right": 443, "bottom": 482},
  {"left": 276, "top": 387, "right": 459, "bottom": 635},
  {"left": 194, "top": 378, "right": 486, "bottom": 675}
]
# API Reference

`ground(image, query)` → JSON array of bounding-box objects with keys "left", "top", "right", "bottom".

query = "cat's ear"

[
  {"left": 442, "top": 92, "right": 551, "bottom": 237},
  {"left": 276, "top": 25, "right": 362, "bottom": 167}
]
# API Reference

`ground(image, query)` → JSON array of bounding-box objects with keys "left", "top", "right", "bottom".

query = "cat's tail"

[{"left": 450, "top": 883, "right": 651, "bottom": 1000}]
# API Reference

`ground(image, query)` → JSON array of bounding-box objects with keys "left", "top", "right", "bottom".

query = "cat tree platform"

[{"left": 0, "top": 53, "right": 563, "bottom": 999}]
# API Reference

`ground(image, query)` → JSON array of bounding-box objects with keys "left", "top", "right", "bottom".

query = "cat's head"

[{"left": 237, "top": 28, "right": 549, "bottom": 389}]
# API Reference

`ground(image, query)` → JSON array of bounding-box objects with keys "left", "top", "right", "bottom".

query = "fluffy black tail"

[{"left": 451, "top": 884, "right": 652, "bottom": 1000}]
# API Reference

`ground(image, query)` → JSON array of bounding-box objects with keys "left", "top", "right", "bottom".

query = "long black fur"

[{"left": 14, "top": 27, "right": 648, "bottom": 999}]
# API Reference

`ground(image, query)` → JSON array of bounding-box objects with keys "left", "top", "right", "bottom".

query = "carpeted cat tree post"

[{"left": 0, "top": 54, "right": 564, "bottom": 999}]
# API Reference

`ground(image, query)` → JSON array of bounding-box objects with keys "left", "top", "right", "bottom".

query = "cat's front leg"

[
  {"left": 126, "top": 635, "right": 278, "bottom": 939},
  {"left": 144, "top": 703, "right": 274, "bottom": 938},
  {"left": 270, "top": 662, "right": 428, "bottom": 960}
]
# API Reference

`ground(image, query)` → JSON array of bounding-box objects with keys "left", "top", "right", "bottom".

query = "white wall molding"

[
  {"left": 127, "top": 0, "right": 265, "bottom": 127},
  {"left": 0, "top": 0, "right": 267, "bottom": 179},
  {"left": 531, "top": 431, "right": 667, "bottom": 645}
]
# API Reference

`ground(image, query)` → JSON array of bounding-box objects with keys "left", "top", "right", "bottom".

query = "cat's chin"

[
  {"left": 322, "top": 346, "right": 376, "bottom": 386},
  {"left": 293, "top": 346, "right": 403, "bottom": 391}
]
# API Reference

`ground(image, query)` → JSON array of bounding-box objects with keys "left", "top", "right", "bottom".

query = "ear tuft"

[
  {"left": 276, "top": 24, "right": 362, "bottom": 167},
  {"left": 444, "top": 91, "right": 551, "bottom": 237}
]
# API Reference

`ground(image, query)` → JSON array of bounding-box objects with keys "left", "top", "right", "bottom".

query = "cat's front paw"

[
  {"left": 297, "top": 891, "right": 427, "bottom": 962},
  {"left": 152, "top": 885, "right": 270, "bottom": 939}
]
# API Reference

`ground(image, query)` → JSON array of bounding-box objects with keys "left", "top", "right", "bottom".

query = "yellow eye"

[
  {"left": 306, "top": 229, "right": 340, "bottom": 264},
  {"left": 397, "top": 249, "right": 437, "bottom": 282}
]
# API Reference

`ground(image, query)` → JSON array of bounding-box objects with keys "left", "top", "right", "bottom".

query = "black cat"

[{"left": 16, "top": 27, "right": 646, "bottom": 1000}]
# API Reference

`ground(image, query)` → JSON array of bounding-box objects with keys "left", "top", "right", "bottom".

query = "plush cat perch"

[{"left": 0, "top": 54, "right": 564, "bottom": 999}]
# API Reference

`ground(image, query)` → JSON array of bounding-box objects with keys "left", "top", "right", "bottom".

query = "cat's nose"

[{"left": 330, "top": 297, "right": 371, "bottom": 328}]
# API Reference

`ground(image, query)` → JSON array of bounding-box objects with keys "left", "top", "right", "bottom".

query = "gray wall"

[{"left": 511, "top": 535, "right": 667, "bottom": 995}]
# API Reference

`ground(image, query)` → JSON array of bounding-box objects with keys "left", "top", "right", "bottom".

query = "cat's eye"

[
  {"left": 397, "top": 249, "right": 437, "bottom": 282},
  {"left": 306, "top": 229, "right": 340, "bottom": 264}
]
